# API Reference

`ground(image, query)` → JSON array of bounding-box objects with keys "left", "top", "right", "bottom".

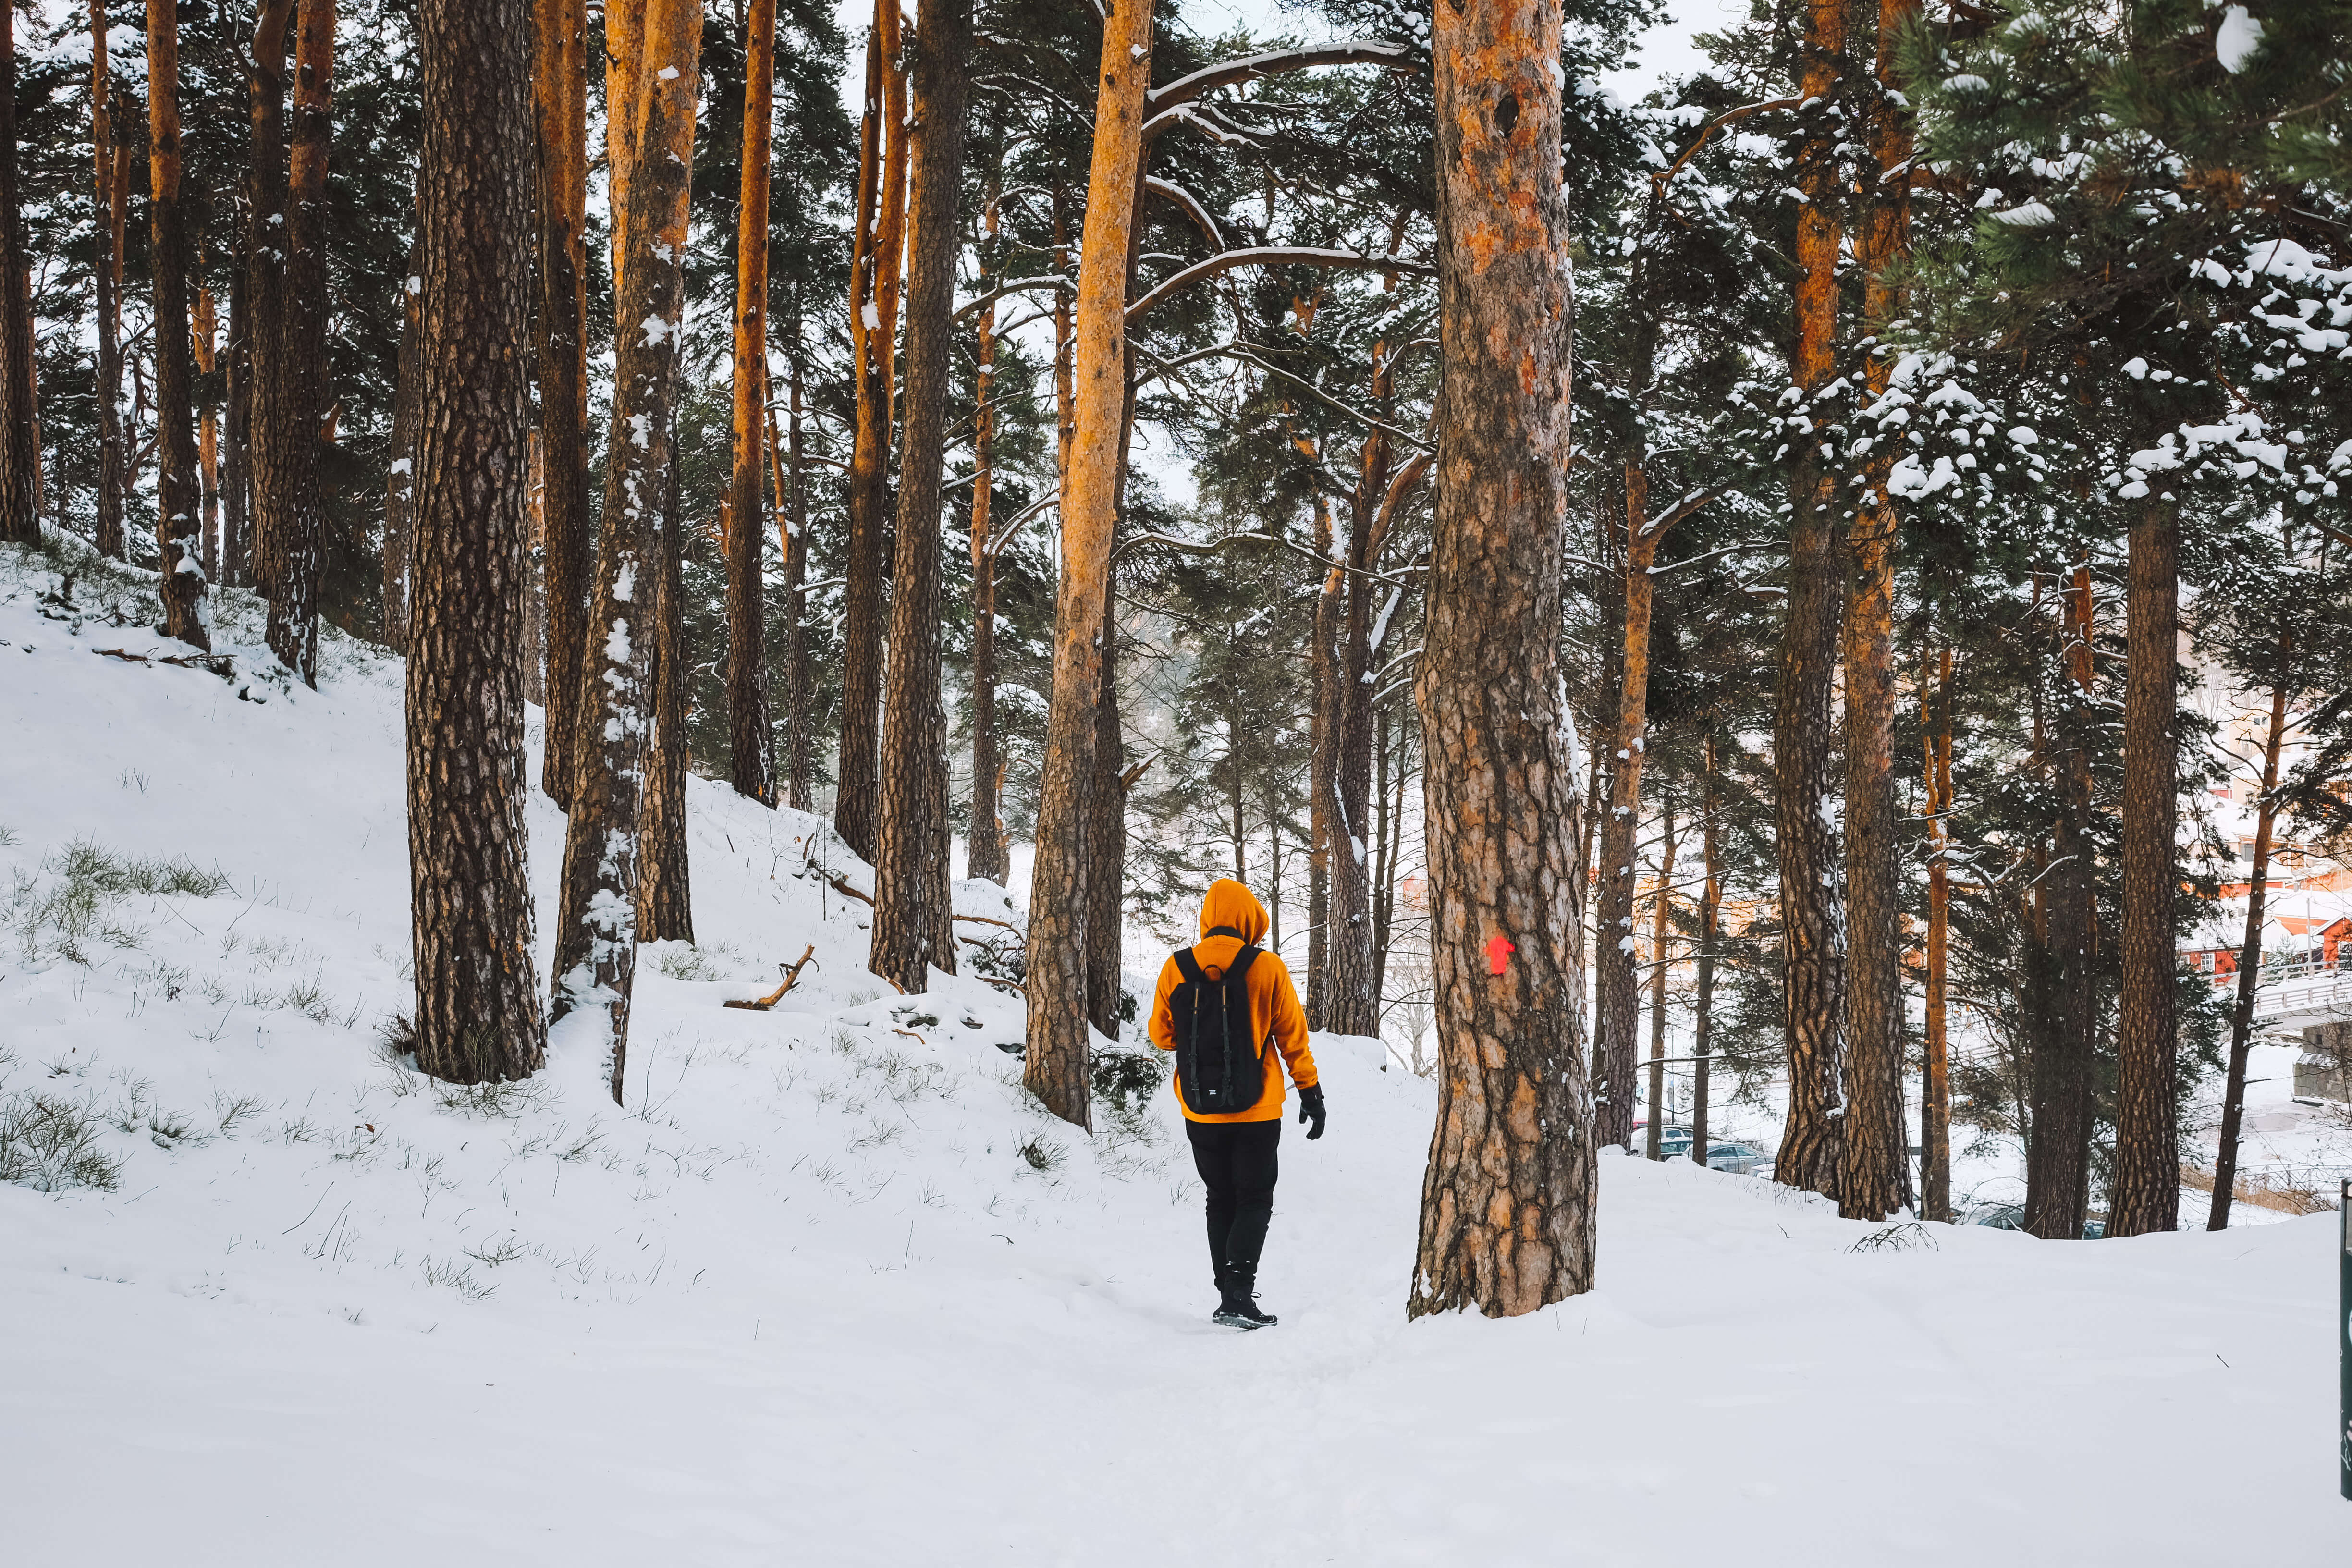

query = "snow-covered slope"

[{"left": 0, "top": 540, "right": 2344, "bottom": 1567}]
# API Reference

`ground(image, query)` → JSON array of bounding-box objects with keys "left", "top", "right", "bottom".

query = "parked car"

[
  {"left": 1704, "top": 1141, "right": 1770, "bottom": 1176},
  {"left": 1964, "top": 1202, "right": 2105, "bottom": 1239}
]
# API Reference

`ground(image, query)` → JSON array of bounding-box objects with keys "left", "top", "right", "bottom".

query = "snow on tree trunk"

[
  {"left": 265, "top": 0, "right": 334, "bottom": 687},
  {"left": 549, "top": 0, "right": 701, "bottom": 1103},
  {"left": 147, "top": 0, "right": 208, "bottom": 646}
]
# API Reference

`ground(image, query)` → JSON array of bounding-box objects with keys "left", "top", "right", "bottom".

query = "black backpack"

[{"left": 1169, "top": 927, "right": 1268, "bottom": 1115}]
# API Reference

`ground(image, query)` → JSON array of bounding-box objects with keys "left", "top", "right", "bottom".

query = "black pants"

[{"left": 1186, "top": 1118, "right": 1280, "bottom": 1289}]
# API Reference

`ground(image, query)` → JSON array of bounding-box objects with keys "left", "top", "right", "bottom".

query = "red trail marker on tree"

[{"left": 1486, "top": 934, "right": 1514, "bottom": 975}]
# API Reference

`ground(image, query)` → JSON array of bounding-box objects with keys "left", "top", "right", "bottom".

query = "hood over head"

[{"left": 1199, "top": 878, "right": 1270, "bottom": 946}]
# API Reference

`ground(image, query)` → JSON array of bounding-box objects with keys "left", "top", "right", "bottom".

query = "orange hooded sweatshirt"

[{"left": 1147, "top": 879, "right": 1317, "bottom": 1123}]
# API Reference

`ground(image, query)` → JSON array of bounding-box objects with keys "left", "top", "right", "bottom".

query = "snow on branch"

[
  {"left": 954, "top": 274, "right": 1073, "bottom": 322},
  {"left": 1147, "top": 42, "right": 1411, "bottom": 111},
  {"left": 1126, "top": 247, "right": 1432, "bottom": 324},
  {"left": 1144, "top": 177, "right": 1224, "bottom": 253}
]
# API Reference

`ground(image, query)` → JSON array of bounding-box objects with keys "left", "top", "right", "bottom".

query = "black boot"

[{"left": 1213, "top": 1270, "right": 1277, "bottom": 1330}]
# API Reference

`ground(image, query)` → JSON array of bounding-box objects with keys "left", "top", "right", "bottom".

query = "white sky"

[{"left": 834, "top": 1, "right": 1727, "bottom": 115}]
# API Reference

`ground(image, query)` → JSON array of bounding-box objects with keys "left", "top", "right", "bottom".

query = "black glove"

[{"left": 1297, "top": 1084, "right": 1326, "bottom": 1140}]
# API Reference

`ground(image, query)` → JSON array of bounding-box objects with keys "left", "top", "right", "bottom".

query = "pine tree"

[
  {"left": 265, "top": 0, "right": 335, "bottom": 686},
  {"left": 147, "top": 0, "right": 207, "bottom": 645},
  {"left": 1408, "top": 0, "right": 1593, "bottom": 1319},
  {"left": 725, "top": 0, "right": 778, "bottom": 808},
  {"left": 407, "top": 0, "right": 546, "bottom": 1084},
  {"left": 536, "top": 0, "right": 591, "bottom": 807}
]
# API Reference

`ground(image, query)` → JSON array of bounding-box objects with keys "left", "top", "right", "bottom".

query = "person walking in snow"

[{"left": 1147, "top": 878, "right": 1325, "bottom": 1329}]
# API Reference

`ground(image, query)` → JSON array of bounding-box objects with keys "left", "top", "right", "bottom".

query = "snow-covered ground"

[{"left": 2, "top": 541, "right": 2346, "bottom": 1566}]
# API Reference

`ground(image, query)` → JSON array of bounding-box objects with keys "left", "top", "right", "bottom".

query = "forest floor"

[{"left": 0, "top": 540, "right": 2344, "bottom": 1567}]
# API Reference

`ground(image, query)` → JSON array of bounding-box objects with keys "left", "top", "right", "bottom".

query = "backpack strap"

[
  {"left": 1174, "top": 947, "right": 1208, "bottom": 985},
  {"left": 1224, "top": 947, "right": 1268, "bottom": 1059}
]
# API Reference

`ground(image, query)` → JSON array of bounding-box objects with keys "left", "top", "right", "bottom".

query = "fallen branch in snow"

[
  {"left": 93, "top": 646, "right": 238, "bottom": 679},
  {"left": 890, "top": 1028, "right": 927, "bottom": 1047},
  {"left": 722, "top": 943, "right": 818, "bottom": 1011}
]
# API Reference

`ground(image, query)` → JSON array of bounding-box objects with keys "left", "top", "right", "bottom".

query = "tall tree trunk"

[
  {"left": 549, "top": 0, "right": 702, "bottom": 1101},
  {"left": 1836, "top": 0, "right": 1918, "bottom": 1222},
  {"left": 837, "top": 2, "right": 909, "bottom": 862},
  {"left": 147, "top": 0, "right": 208, "bottom": 642},
  {"left": 1308, "top": 483, "right": 1338, "bottom": 1028},
  {"left": 0, "top": 4, "right": 33, "bottom": 547},
  {"left": 536, "top": 0, "right": 591, "bottom": 804},
  {"left": 726, "top": 0, "right": 777, "bottom": 806},
  {"left": 965, "top": 186, "right": 1009, "bottom": 883},
  {"left": 2108, "top": 496, "right": 2180, "bottom": 1237},
  {"left": 91, "top": 2, "right": 127, "bottom": 559},
  {"left": 604, "top": 0, "right": 644, "bottom": 302},
  {"left": 1920, "top": 640, "right": 1954, "bottom": 1221},
  {"left": 1771, "top": 0, "right": 1848, "bottom": 1200},
  {"left": 524, "top": 430, "right": 545, "bottom": 704},
  {"left": 1021, "top": 0, "right": 1152, "bottom": 1129},
  {"left": 0, "top": 17, "right": 29, "bottom": 541},
  {"left": 1086, "top": 590, "right": 1126, "bottom": 1035},
  {"left": 407, "top": 0, "right": 546, "bottom": 1084},
  {"left": 2210, "top": 632, "right": 2292, "bottom": 1230},
  {"left": 223, "top": 241, "right": 250, "bottom": 587},
  {"left": 2026, "top": 559, "right": 2097, "bottom": 1237},
  {"left": 1594, "top": 467, "right": 1659, "bottom": 1150},
  {"left": 871, "top": 0, "right": 971, "bottom": 992},
  {"left": 1327, "top": 269, "right": 1408, "bottom": 1038},
  {"left": 196, "top": 285, "right": 220, "bottom": 578},
  {"left": 383, "top": 256, "right": 420, "bottom": 650},
  {"left": 1691, "top": 733, "right": 1721, "bottom": 1163},
  {"left": 1645, "top": 791, "right": 1678, "bottom": 1159},
  {"left": 242, "top": 2, "right": 293, "bottom": 604},
  {"left": 1408, "top": 0, "right": 1593, "bottom": 1320},
  {"left": 266, "top": 0, "right": 333, "bottom": 686},
  {"left": 778, "top": 362, "right": 812, "bottom": 811},
  {"left": 636, "top": 446, "right": 693, "bottom": 941}
]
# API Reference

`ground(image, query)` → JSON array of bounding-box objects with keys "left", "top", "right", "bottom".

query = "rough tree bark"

[
  {"left": 1645, "top": 793, "right": 1678, "bottom": 1159},
  {"left": 196, "top": 286, "right": 220, "bottom": 578},
  {"left": 0, "top": 4, "right": 33, "bottom": 547},
  {"left": 223, "top": 221, "right": 251, "bottom": 588},
  {"left": 549, "top": 0, "right": 701, "bottom": 1102},
  {"left": 241, "top": 1, "right": 294, "bottom": 603},
  {"left": 726, "top": 0, "right": 778, "bottom": 806},
  {"left": 636, "top": 447, "right": 693, "bottom": 942},
  {"left": 406, "top": 0, "right": 546, "bottom": 1083},
  {"left": 871, "top": 0, "right": 973, "bottom": 992},
  {"left": 965, "top": 176, "right": 1011, "bottom": 885},
  {"left": 1835, "top": 0, "right": 1918, "bottom": 1222},
  {"left": 1407, "top": 0, "right": 1594, "bottom": 1320},
  {"left": 1691, "top": 733, "right": 1721, "bottom": 1163},
  {"left": 383, "top": 252, "right": 420, "bottom": 651},
  {"left": 1087, "top": 589, "right": 1126, "bottom": 1036},
  {"left": 1021, "top": 0, "right": 1153, "bottom": 1129},
  {"left": 147, "top": 0, "right": 207, "bottom": 643},
  {"left": 778, "top": 362, "right": 812, "bottom": 810},
  {"left": 2209, "top": 630, "right": 2292, "bottom": 1231},
  {"left": 266, "top": 0, "right": 334, "bottom": 686},
  {"left": 1308, "top": 481, "right": 1337, "bottom": 1027},
  {"left": 837, "top": 1, "right": 910, "bottom": 863},
  {"left": 1920, "top": 641, "right": 1954, "bottom": 1221},
  {"left": 536, "top": 0, "right": 591, "bottom": 804},
  {"left": 1593, "top": 464, "right": 1658, "bottom": 1151},
  {"left": 91, "top": 0, "right": 127, "bottom": 560},
  {"left": 1770, "top": 0, "right": 1847, "bottom": 1200},
  {"left": 2108, "top": 496, "right": 2180, "bottom": 1237},
  {"left": 2025, "top": 560, "right": 2096, "bottom": 1237}
]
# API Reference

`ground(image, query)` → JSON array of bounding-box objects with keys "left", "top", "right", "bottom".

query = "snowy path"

[{"left": 0, "top": 554, "right": 2344, "bottom": 1566}]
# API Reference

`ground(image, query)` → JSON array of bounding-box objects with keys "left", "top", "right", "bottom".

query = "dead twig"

[{"left": 722, "top": 943, "right": 819, "bottom": 1011}]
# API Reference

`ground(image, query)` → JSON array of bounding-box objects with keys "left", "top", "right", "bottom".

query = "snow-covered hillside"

[{"left": 1, "top": 540, "right": 2344, "bottom": 1566}]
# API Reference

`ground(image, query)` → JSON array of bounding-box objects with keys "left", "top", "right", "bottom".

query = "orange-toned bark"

[{"left": 1021, "top": 0, "right": 1154, "bottom": 1129}]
